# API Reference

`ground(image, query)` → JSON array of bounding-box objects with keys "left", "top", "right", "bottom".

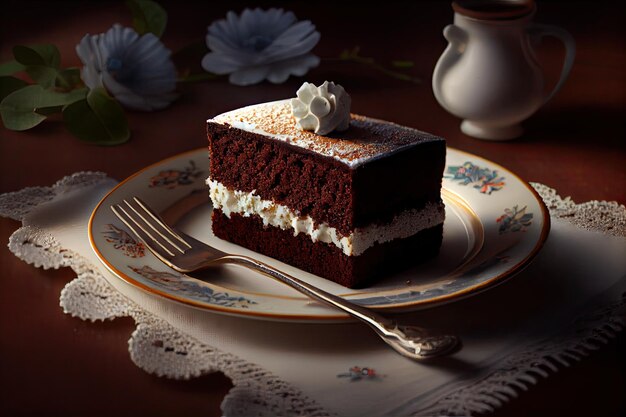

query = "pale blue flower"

[
  {"left": 202, "top": 8, "right": 321, "bottom": 86},
  {"left": 76, "top": 24, "right": 178, "bottom": 111}
]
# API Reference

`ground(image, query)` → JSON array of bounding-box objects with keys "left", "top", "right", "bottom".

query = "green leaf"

[
  {"left": 13, "top": 46, "right": 45, "bottom": 66},
  {"left": 63, "top": 87, "right": 130, "bottom": 145},
  {"left": 0, "top": 84, "right": 87, "bottom": 131},
  {"left": 65, "top": 87, "right": 88, "bottom": 103},
  {"left": 126, "top": 0, "right": 167, "bottom": 38},
  {"left": 13, "top": 44, "right": 61, "bottom": 68},
  {"left": 24, "top": 65, "right": 58, "bottom": 88},
  {"left": 391, "top": 60, "right": 414, "bottom": 68},
  {"left": 0, "top": 60, "right": 26, "bottom": 76},
  {"left": 0, "top": 76, "right": 28, "bottom": 102},
  {"left": 56, "top": 67, "right": 82, "bottom": 89},
  {"left": 13, "top": 45, "right": 63, "bottom": 87},
  {"left": 36, "top": 106, "right": 64, "bottom": 116},
  {"left": 30, "top": 44, "right": 61, "bottom": 68}
]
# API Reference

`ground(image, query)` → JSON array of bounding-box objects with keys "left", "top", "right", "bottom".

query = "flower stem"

[
  {"left": 55, "top": 70, "right": 71, "bottom": 90},
  {"left": 324, "top": 47, "right": 421, "bottom": 84}
]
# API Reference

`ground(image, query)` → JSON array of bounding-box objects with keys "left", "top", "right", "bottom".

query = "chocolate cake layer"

[
  {"left": 208, "top": 122, "right": 352, "bottom": 234},
  {"left": 212, "top": 209, "right": 443, "bottom": 289},
  {"left": 207, "top": 121, "right": 445, "bottom": 234},
  {"left": 211, "top": 101, "right": 445, "bottom": 168},
  {"left": 207, "top": 100, "right": 446, "bottom": 288}
]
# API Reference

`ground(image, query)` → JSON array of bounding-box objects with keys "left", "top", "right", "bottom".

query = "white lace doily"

[
  {"left": 1, "top": 173, "right": 328, "bottom": 417},
  {"left": 531, "top": 182, "right": 626, "bottom": 237},
  {"left": 1, "top": 173, "right": 624, "bottom": 417}
]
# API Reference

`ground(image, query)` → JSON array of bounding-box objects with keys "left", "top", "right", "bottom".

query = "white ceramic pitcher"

[{"left": 432, "top": 0, "right": 576, "bottom": 140}]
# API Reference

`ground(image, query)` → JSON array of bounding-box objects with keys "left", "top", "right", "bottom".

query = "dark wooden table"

[{"left": 1, "top": 1, "right": 624, "bottom": 416}]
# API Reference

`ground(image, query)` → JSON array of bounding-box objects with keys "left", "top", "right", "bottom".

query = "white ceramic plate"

[{"left": 89, "top": 148, "right": 549, "bottom": 322}]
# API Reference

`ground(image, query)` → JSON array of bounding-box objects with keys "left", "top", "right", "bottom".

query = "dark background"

[{"left": 1, "top": 1, "right": 625, "bottom": 416}]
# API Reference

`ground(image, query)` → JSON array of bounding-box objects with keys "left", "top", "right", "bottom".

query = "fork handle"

[{"left": 223, "top": 255, "right": 460, "bottom": 360}]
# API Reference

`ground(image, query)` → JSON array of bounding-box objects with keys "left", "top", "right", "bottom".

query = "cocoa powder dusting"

[{"left": 212, "top": 100, "right": 442, "bottom": 167}]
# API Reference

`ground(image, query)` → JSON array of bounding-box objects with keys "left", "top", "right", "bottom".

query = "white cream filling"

[{"left": 207, "top": 178, "right": 444, "bottom": 256}]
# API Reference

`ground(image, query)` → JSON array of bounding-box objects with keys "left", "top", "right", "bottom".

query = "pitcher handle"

[
  {"left": 528, "top": 23, "right": 576, "bottom": 104},
  {"left": 432, "top": 24, "right": 468, "bottom": 110}
]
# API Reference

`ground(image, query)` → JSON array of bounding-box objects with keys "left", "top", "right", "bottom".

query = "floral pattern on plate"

[
  {"left": 446, "top": 161, "right": 505, "bottom": 194},
  {"left": 337, "top": 366, "right": 380, "bottom": 381},
  {"left": 149, "top": 160, "right": 203, "bottom": 189},
  {"left": 102, "top": 224, "right": 145, "bottom": 258},
  {"left": 497, "top": 205, "right": 533, "bottom": 234},
  {"left": 89, "top": 147, "right": 549, "bottom": 320},
  {"left": 130, "top": 265, "right": 257, "bottom": 308}
]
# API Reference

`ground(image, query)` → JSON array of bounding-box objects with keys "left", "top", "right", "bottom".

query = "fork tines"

[{"left": 111, "top": 197, "right": 191, "bottom": 258}]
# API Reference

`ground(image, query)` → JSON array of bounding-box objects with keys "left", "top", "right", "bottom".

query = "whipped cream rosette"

[{"left": 291, "top": 81, "right": 351, "bottom": 135}]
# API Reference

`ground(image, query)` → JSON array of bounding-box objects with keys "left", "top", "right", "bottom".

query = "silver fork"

[{"left": 111, "top": 197, "right": 460, "bottom": 360}]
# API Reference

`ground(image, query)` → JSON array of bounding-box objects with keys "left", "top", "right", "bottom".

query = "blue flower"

[
  {"left": 202, "top": 8, "right": 321, "bottom": 86},
  {"left": 76, "top": 24, "right": 178, "bottom": 111}
]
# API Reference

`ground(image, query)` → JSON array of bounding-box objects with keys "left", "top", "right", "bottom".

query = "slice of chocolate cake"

[{"left": 206, "top": 92, "right": 445, "bottom": 288}]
